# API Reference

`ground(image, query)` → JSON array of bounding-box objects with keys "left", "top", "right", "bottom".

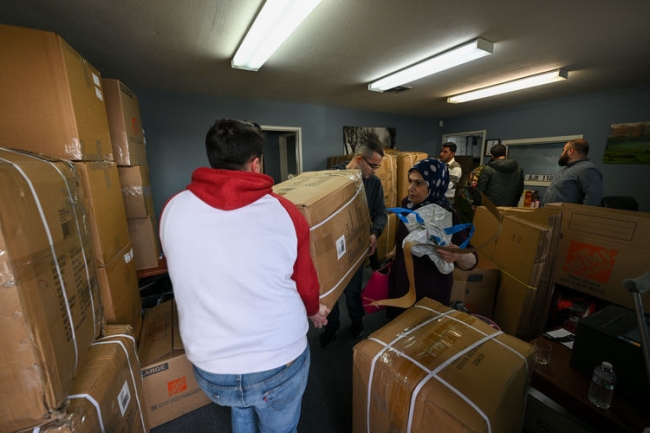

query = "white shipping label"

[
  {"left": 95, "top": 86, "right": 104, "bottom": 101},
  {"left": 124, "top": 248, "right": 134, "bottom": 263},
  {"left": 117, "top": 380, "right": 131, "bottom": 416},
  {"left": 92, "top": 72, "right": 101, "bottom": 87},
  {"left": 336, "top": 235, "right": 346, "bottom": 260}
]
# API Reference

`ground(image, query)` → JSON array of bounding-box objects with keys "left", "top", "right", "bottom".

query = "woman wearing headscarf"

[{"left": 386, "top": 158, "right": 477, "bottom": 319}]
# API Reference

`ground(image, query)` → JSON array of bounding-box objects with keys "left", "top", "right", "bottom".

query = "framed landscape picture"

[
  {"left": 343, "top": 126, "right": 396, "bottom": 155},
  {"left": 603, "top": 121, "right": 650, "bottom": 164}
]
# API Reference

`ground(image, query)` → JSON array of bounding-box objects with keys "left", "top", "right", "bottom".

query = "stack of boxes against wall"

[{"left": 0, "top": 24, "right": 150, "bottom": 431}]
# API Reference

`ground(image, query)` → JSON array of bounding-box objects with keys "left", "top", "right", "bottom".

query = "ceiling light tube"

[
  {"left": 232, "top": 0, "right": 323, "bottom": 71},
  {"left": 447, "top": 68, "right": 568, "bottom": 103},
  {"left": 368, "top": 38, "right": 493, "bottom": 92}
]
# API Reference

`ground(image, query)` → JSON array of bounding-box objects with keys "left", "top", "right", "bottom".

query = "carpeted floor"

[{"left": 152, "top": 267, "right": 391, "bottom": 433}]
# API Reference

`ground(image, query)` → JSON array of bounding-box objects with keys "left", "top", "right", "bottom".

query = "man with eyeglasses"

[{"left": 320, "top": 137, "right": 388, "bottom": 349}]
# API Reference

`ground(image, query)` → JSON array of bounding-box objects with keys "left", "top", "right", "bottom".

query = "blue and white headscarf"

[{"left": 406, "top": 158, "right": 454, "bottom": 212}]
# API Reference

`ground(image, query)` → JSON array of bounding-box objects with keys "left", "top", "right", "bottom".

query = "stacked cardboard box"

[
  {"left": 353, "top": 298, "right": 534, "bottom": 433},
  {"left": 0, "top": 149, "right": 104, "bottom": 431},
  {"left": 138, "top": 300, "right": 211, "bottom": 428},
  {"left": 548, "top": 203, "right": 650, "bottom": 314},
  {"left": 105, "top": 78, "right": 162, "bottom": 272},
  {"left": 273, "top": 170, "right": 371, "bottom": 308},
  {"left": 0, "top": 24, "right": 142, "bottom": 350},
  {"left": 472, "top": 206, "right": 561, "bottom": 340},
  {"left": 451, "top": 254, "right": 500, "bottom": 318},
  {"left": 19, "top": 325, "right": 150, "bottom": 432}
]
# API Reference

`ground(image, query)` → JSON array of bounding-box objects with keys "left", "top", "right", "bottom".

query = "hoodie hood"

[
  {"left": 187, "top": 167, "right": 274, "bottom": 210},
  {"left": 489, "top": 158, "right": 519, "bottom": 173}
]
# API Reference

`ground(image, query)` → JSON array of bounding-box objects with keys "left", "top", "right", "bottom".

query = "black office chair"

[{"left": 600, "top": 196, "right": 639, "bottom": 211}]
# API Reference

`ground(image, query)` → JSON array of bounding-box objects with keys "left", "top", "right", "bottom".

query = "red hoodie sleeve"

[{"left": 273, "top": 193, "right": 321, "bottom": 316}]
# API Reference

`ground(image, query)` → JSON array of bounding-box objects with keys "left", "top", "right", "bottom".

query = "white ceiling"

[{"left": 3, "top": 0, "right": 650, "bottom": 118}]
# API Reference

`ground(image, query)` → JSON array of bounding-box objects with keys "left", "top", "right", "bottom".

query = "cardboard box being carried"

[
  {"left": 327, "top": 152, "right": 398, "bottom": 209},
  {"left": 273, "top": 170, "right": 370, "bottom": 308},
  {"left": 138, "top": 300, "right": 211, "bottom": 428},
  {"left": 353, "top": 298, "right": 534, "bottom": 433},
  {"left": 20, "top": 325, "right": 150, "bottom": 433},
  {"left": 549, "top": 203, "right": 650, "bottom": 314},
  {"left": 103, "top": 78, "right": 147, "bottom": 166},
  {"left": 0, "top": 25, "right": 113, "bottom": 161},
  {"left": 0, "top": 148, "right": 104, "bottom": 432}
]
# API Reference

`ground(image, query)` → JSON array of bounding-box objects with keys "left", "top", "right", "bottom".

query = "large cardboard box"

[
  {"left": 273, "top": 170, "right": 371, "bottom": 308},
  {"left": 138, "top": 301, "right": 211, "bottom": 428},
  {"left": 451, "top": 254, "right": 500, "bottom": 318},
  {"left": 548, "top": 203, "right": 650, "bottom": 314},
  {"left": 118, "top": 165, "right": 156, "bottom": 218},
  {"left": 0, "top": 148, "right": 104, "bottom": 432},
  {"left": 103, "top": 78, "right": 148, "bottom": 166},
  {"left": 492, "top": 216, "right": 553, "bottom": 339},
  {"left": 20, "top": 325, "right": 150, "bottom": 432},
  {"left": 0, "top": 25, "right": 113, "bottom": 161},
  {"left": 353, "top": 298, "right": 534, "bottom": 433},
  {"left": 74, "top": 161, "right": 131, "bottom": 266},
  {"left": 127, "top": 216, "right": 162, "bottom": 271},
  {"left": 96, "top": 241, "right": 143, "bottom": 336}
]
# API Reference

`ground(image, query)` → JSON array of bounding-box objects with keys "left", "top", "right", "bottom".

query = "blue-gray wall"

[
  {"left": 136, "top": 84, "right": 650, "bottom": 217},
  {"left": 441, "top": 84, "right": 650, "bottom": 212},
  {"left": 134, "top": 89, "right": 438, "bottom": 217}
]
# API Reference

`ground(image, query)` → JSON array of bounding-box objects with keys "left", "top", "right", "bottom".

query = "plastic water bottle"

[{"left": 588, "top": 361, "right": 616, "bottom": 409}]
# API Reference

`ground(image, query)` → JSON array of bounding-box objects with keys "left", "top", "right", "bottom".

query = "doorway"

[{"left": 261, "top": 125, "right": 303, "bottom": 184}]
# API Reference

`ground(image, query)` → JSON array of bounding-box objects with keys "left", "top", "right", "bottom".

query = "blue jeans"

[
  {"left": 325, "top": 265, "right": 365, "bottom": 331},
  {"left": 193, "top": 346, "right": 310, "bottom": 433}
]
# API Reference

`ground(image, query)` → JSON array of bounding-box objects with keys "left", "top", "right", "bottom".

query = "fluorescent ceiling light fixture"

[
  {"left": 368, "top": 38, "right": 493, "bottom": 92},
  {"left": 232, "top": 0, "right": 323, "bottom": 71},
  {"left": 447, "top": 68, "right": 568, "bottom": 103}
]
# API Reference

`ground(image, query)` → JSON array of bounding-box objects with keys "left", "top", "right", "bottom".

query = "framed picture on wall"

[
  {"left": 343, "top": 126, "right": 396, "bottom": 155},
  {"left": 484, "top": 139, "right": 501, "bottom": 156}
]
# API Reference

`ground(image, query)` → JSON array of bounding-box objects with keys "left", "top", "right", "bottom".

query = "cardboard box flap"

[{"left": 138, "top": 301, "right": 174, "bottom": 364}]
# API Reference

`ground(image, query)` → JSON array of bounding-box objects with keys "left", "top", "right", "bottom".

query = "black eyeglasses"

[{"left": 362, "top": 156, "right": 380, "bottom": 170}]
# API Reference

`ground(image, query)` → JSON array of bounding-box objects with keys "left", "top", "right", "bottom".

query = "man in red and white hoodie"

[{"left": 160, "top": 118, "right": 329, "bottom": 433}]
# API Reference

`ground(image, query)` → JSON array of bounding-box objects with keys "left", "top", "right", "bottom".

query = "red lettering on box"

[{"left": 563, "top": 240, "right": 617, "bottom": 283}]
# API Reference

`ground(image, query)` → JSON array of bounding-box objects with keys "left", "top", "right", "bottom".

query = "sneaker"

[
  {"left": 319, "top": 328, "right": 338, "bottom": 349},
  {"left": 350, "top": 319, "right": 364, "bottom": 339}
]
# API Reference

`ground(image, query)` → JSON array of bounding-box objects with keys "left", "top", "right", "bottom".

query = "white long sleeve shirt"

[{"left": 160, "top": 168, "right": 320, "bottom": 374}]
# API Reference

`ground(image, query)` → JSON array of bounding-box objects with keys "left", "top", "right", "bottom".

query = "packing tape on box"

[{"left": 366, "top": 303, "right": 528, "bottom": 433}]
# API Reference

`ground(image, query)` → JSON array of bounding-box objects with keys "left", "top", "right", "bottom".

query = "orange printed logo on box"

[
  {"left": 562, "top": 240, "right": 617, "bottom": 283},
  {"left": 168, "top": 376, "right": 188, "bottom": 396}
]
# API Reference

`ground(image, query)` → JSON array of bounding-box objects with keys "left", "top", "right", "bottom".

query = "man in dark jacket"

[{"left": 477, "top": 144, "right": 524, "bottom": 207}]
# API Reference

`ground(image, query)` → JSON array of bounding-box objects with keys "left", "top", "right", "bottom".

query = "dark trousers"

[{"left": 325, "top": 266, "right": 365, "bottom": 331}]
